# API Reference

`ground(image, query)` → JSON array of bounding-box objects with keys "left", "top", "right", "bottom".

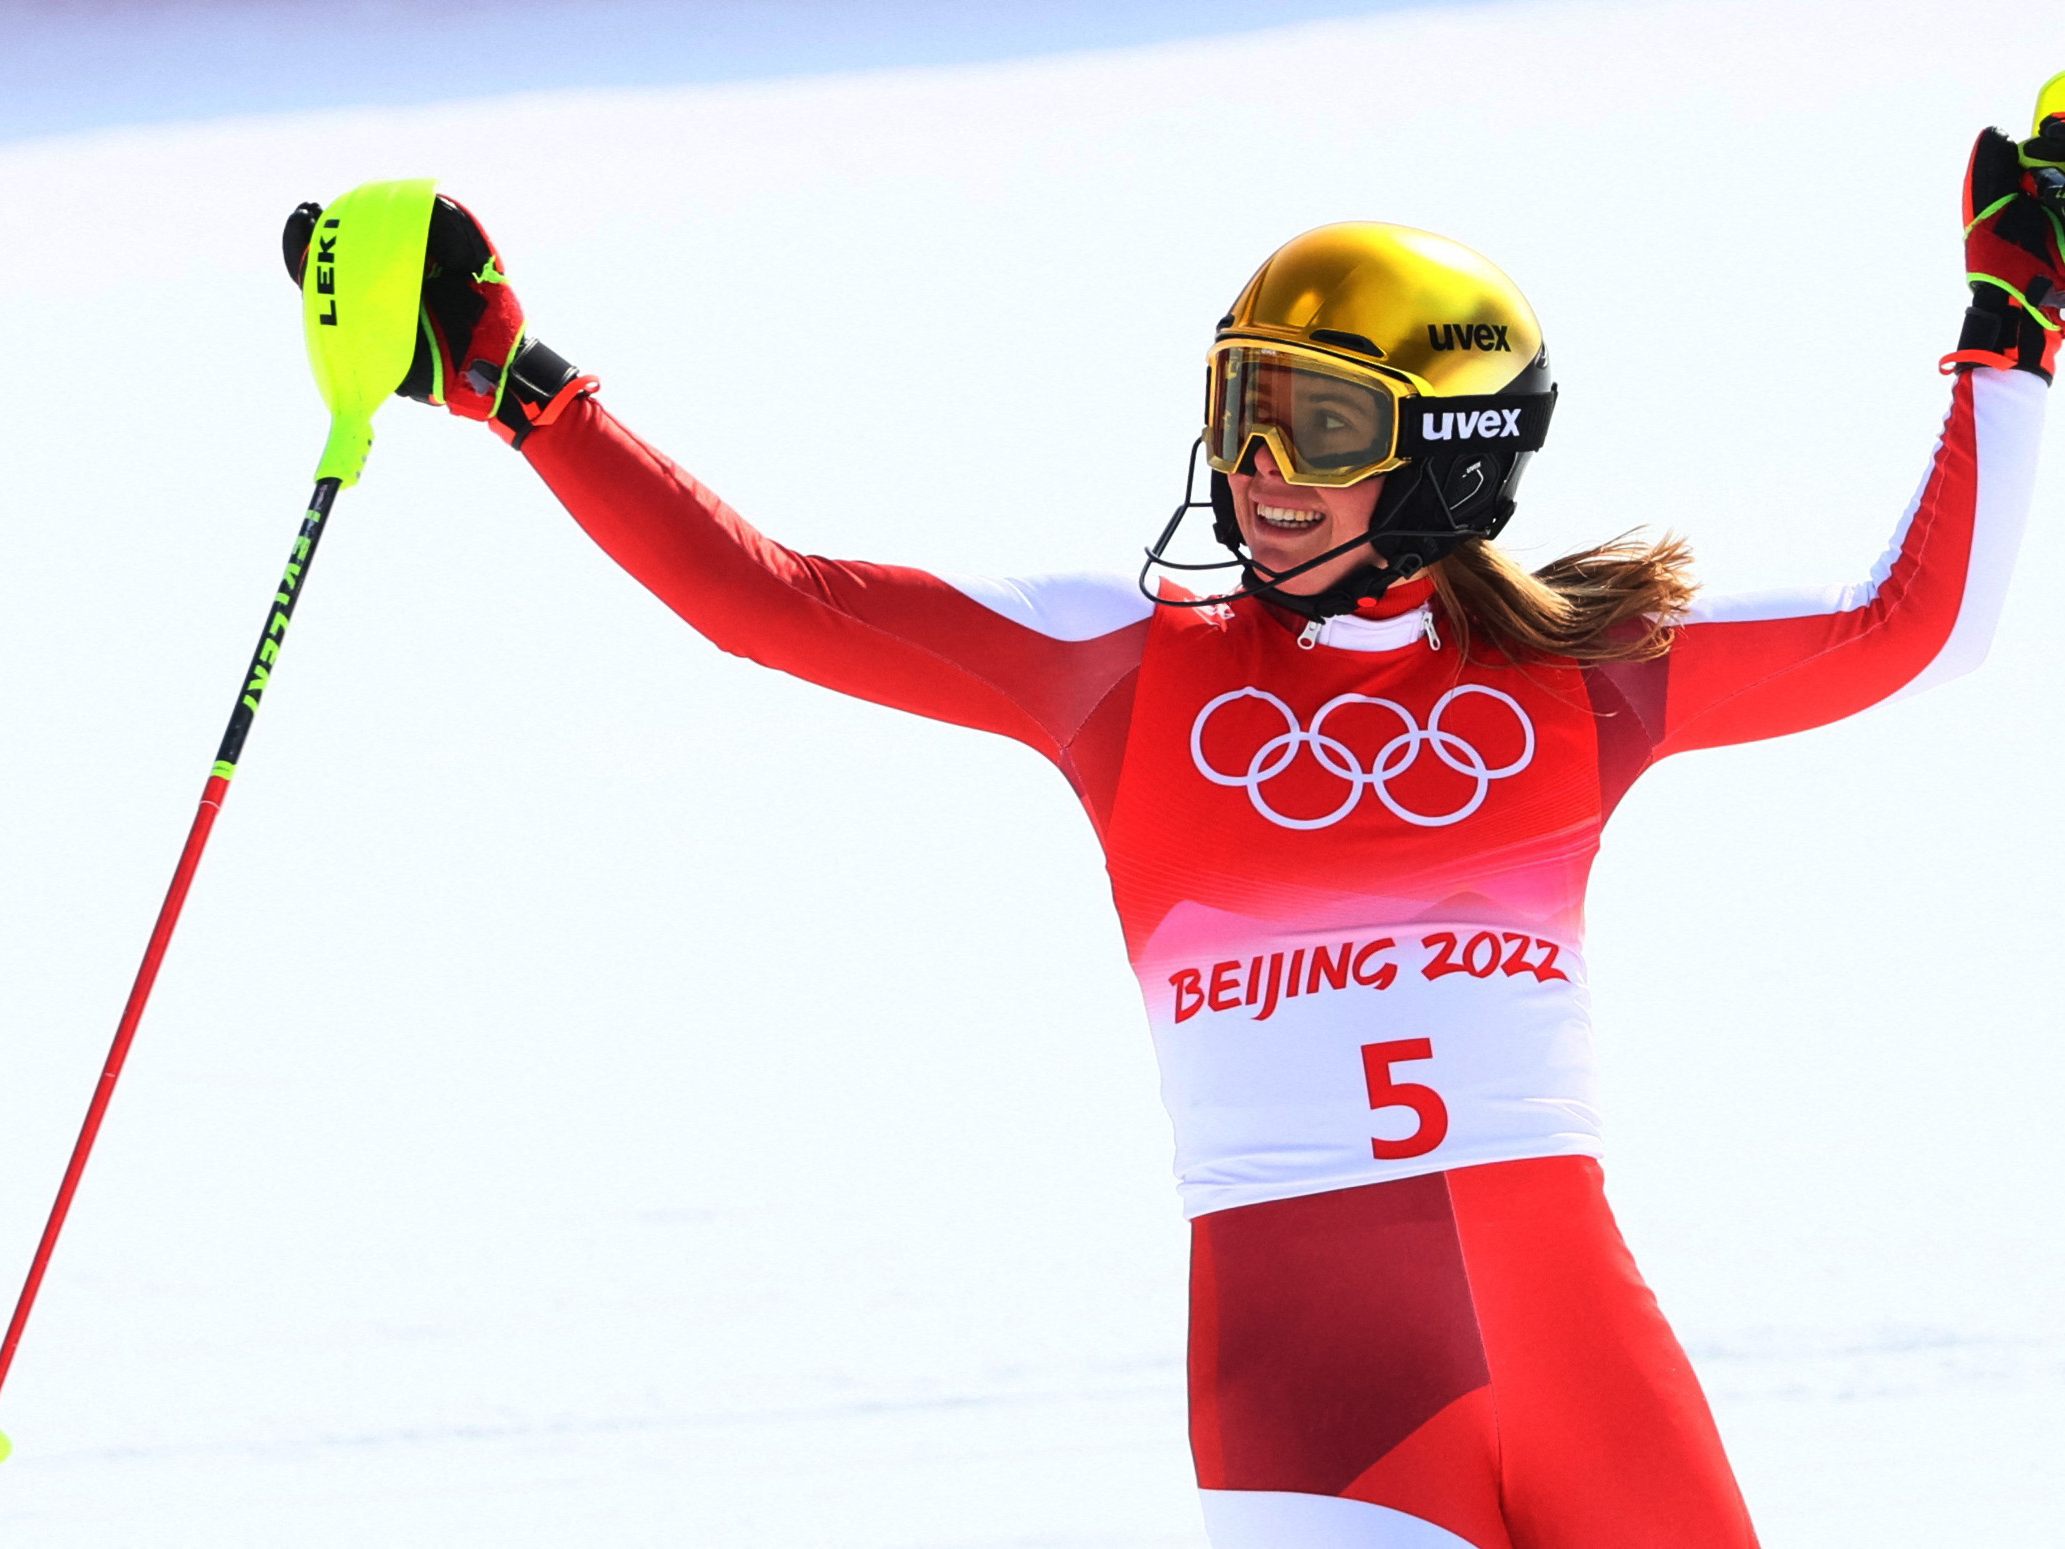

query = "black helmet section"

[{"left": 1344, "top": 375, "right": 1558, "bottom": 603}]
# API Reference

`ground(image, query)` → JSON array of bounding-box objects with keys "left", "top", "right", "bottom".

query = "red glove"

[
  {"left": 283, "top": 195, "right": 595, "bottom": 444},
  {"left": 1943, "top": 117, "right": 2065, "bottom": 379}
]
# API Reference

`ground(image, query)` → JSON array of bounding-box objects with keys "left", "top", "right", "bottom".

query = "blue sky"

[{"left": 1, "top": 0, "right": 1480, "bottom": 143}]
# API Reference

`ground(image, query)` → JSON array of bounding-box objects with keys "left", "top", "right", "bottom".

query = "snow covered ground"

[{"left": 1, "top": 1, "right": 2061, "bottom": 1543}]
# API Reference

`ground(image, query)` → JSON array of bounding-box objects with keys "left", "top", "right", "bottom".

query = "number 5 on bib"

[{"left": 1362, "top": 1039, "right": 1449, "bottom": 1160}]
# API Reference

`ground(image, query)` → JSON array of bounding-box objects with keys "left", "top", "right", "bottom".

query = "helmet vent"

[{"left": 1309, "top": 328, "right": 1385, "bottom": 359}]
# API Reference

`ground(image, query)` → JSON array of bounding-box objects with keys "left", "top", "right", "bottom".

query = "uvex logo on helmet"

[
  {"left": 1420, "top": 407, "right": 1523, "bottom": 442},
  {"left": 1426, "top": 322, "right": 1511, "bottom": 352}
]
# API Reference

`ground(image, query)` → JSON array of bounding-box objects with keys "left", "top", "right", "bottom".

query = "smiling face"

[{"left": 1227, "top": 442, "right": 1387, "bottom": 596}]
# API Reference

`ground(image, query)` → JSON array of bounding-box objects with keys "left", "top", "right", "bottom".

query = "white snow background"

[{"left": 1, "top": 1, "right": 2061, "bottom": 1544}]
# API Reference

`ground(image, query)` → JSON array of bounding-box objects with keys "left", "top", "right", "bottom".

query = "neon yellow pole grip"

[
  {"left": 2036, "top": 70, "right": 2065, "bottom": 133},
  {"left": 301, "top": 178, "right": 438, "bottom": 486},
  {"left": 2021, "top": 70, "right": 2065, "bottom": 170}
]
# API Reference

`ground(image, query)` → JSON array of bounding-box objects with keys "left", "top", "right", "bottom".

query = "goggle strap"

[{"left": 1396, "top": 388, "right": 1556, "bottom": 459}]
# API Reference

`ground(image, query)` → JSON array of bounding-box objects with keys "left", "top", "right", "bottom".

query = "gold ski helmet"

[{"left": 1149, "top": 222, "right": 1557, "bottom": 615}]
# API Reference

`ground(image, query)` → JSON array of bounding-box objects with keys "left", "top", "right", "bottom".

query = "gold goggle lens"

[{"left": 1205, "top": 346, "right": 1405, "bottom": 487}]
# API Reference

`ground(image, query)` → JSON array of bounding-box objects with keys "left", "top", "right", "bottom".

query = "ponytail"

[{"left": 1429, "top": 531, "right": 1697, "bottom": 664}]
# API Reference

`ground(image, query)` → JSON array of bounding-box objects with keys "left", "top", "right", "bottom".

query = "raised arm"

[
  {"left": 287, "top": 193, "right": 1155, "bottom": 828},
  {"left": 1653, "top": 362, "right": 2043, "bottom": 755},
  {"left": 1652, "top": 121, "right": 2060, "bottom": 757},
  {"left": 520, "top": 395, "right": 1151, "bottom": 808}
]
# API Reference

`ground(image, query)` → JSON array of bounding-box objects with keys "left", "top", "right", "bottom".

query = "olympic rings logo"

[{"left": 1189, "top": 685, "right": 1535, "bottom": 830}]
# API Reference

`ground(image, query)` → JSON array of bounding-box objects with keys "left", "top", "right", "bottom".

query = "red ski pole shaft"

[{"left": 0, "top": 478, "right": 340, "bottom": 1399}]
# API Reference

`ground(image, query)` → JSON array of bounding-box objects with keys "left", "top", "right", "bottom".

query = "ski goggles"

[{"left": 1203, "top": 342, "right": 1420, "bottom": 488}]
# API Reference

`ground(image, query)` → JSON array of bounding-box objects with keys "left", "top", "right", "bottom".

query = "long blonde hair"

[{"left": 1429, "top": 532, "right": 1697, "bottom": 664}]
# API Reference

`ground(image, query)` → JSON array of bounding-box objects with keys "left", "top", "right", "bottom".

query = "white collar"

[{"left": 1296, "top": 604, "right": 1441, "bottom": 654}]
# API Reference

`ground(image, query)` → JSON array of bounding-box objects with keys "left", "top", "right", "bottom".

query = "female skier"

[{"left": 294, "top": 110, "right": 2059, "bottom": 1546}]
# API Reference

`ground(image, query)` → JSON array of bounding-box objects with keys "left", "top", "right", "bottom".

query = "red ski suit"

[{"left": 523, "top": 360, "right": 2045, "bottom": 1548}]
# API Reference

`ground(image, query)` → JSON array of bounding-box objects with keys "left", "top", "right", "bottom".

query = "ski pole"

[
  {"left": 0, "top": 481, "right": 338, "bottom": 1409},
  {"left": 0, "top": 178, "right": 438, "bottom": 1457}
]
